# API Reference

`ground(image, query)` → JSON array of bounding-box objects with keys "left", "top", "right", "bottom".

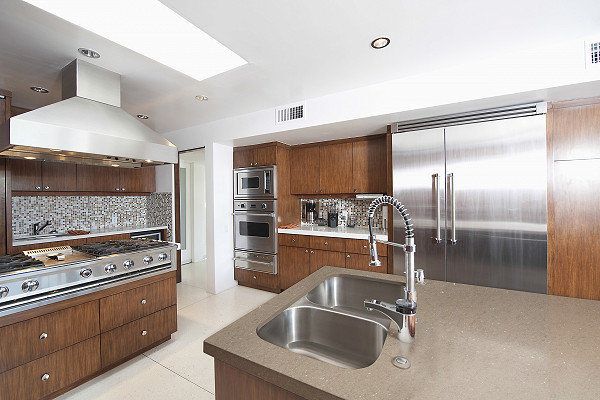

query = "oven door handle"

[
  {"left": 233, "top": 258, "right": 274, "bottom": 266},
  {"left": 234, "top": 212, "right": 275, "bottom": 217},
  {"left": 167, "top": 241, "right": 181, "bottom": 250}
]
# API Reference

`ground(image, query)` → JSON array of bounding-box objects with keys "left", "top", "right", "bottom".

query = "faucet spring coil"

[{"left": 367, "top": 195, "right": 414, "bottom": 237}]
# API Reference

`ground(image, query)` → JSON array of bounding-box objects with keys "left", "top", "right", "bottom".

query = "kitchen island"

[{"left": 204, "top": 266, "right": 600, "bottom": 399}]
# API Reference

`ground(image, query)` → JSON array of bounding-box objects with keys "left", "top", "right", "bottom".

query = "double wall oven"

[{"left": 233, "top": 166, "right": 277, "bottom": 274}]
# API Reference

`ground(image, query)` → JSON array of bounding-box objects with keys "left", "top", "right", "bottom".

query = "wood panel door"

[
  {"left": 278, "top": 246, "right": 310, "bottom": 289},
  {"left": 320, "top": 142, "right": 352, "bottom": 194},
  {"left": 254, "top": 145, "right": 277, "bottom": 166},
  {"left": 290, "top": 146, "right": 320, "bottom": 194},
  {"left": 549, "top": 159, "right": 600, "bottom": 300},
  {"left": 233, "top": 149, "right": 252, "bottom": 168},
  {"left": 352, "top": 138, "right": 386, "bottom": 194},
  {"left": 42, "top": 161, "right": 77, "bottom": 191},
  {"left": 119, "top": 167, "right": 155, "bottom": 193},
  {"left": 309, "top": 250, "right": 345, "bottom": 274},
  {"left": 76, "top": 164, "right": 120, "bottom": 192},
  {"left": 10, "top": 159, "right": 42, "bottom": 191},
  {"left": 552, "top": 102, "right": 600, "bottom": 160}
]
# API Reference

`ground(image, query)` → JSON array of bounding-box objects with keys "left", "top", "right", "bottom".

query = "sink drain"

[{"left": 392, "top": 356, "right": 411, "bottom": 369}]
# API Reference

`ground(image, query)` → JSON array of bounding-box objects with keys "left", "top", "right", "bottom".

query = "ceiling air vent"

[
  {"left": 585, "top": 40, "right": 600, "bottom": 69},
  {"left": 275, "top": 103, "right": 305, "bottom": 125}
]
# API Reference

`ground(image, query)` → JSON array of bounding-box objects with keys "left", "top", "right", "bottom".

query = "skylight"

[{"left": 23, "top": 0, "right": 247, "bottom": 82}]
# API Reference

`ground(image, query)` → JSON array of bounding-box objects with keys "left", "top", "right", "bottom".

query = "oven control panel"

[{"left": 234, "top": 200, "right": 275, "bottom": 213}]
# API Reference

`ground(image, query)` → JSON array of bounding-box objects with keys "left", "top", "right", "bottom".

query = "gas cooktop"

[{"left": 0, "top": 254, "right": 45, "bottom": 274}]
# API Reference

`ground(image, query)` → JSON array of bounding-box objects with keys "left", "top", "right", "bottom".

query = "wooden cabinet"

[
  {"left": 234, "top": 268, "right": 279, "bottom": 293},
  {"left": 234, "top": 145, "right": 277, "bottom": 168},
  {"left": 278, "top": 246, "right": 310, "bottom": 290},
  {"left": 278, "top": 234, "right": 310, "bottom": 247},
  {"left": 352, "top": 138, "right": 387, "bottom": 194},
  {"left": 0, "top": 89, "right": 11, "bottom": 122},
  {"left": 0, "top": 336, "right": 100, "bottom": 400},
  {"left": 345, "top": 238, "right": 387, "bottom": 256},
  {"left": 345, "top": 253, "right": 387, "bottom": 274},
  {"left": 290, "top": 146, "right": 320, "bottom": 194},
  {"left": 119, "top": 167, "right": 156, "bottom": 193},
  {"left": 10, "top": 159, "right": 77, "bottom": 192},
  {"left": 309, "top": 249, "right": 345, "bottom": 274},
  {"left": 101, "top": 305, "right": 177, "bottom": 367},
  {"left": 319, "top": 142, "right": 353, "bottom": 194},
  {"left": 552, "top": 102, "right": 600, "bottom": 160},
  {"left": 309, "top": 236, "right": 346, "bottom": 252},
  {"left": 76, "top": 164, "right": 155, "bottom": 193}
]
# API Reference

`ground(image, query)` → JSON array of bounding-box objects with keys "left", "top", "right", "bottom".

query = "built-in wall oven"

[
  {"left": 233, "top": 200, "right": 277, "bottom": 274},
  {"left": 234, "top": 166, "right": 276, "bottom": 199}
]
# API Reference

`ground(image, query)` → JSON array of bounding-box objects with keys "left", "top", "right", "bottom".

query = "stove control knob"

[
  {"left": 22, "top": 280, "right": 40, "bottom": 292},
  {"left": 104, "top": 264, "right": 117, "bottom": 274},
  {"left": 0, "top": 286, "right": 8, "bottom": 298},
  {"left": 143, "top": 256, "right": 153, "bottom": 265},
  {"left": 158, "top": 253, "right": 168, "bottom": 261},
  {"left": 80, "top": 268, "right": 93, "bottom": 278},
  {"left": 123, "top": 259, "right": 134, "bottom": 270},
  {"left": 261, "top": 203, "right": 267, "bottom": 209}
]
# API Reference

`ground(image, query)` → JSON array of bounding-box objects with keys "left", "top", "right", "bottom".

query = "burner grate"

[
  {"left": 73, "top": 238, "right": 168, "bottom": 257},
  {"left": 0, "top": 253, "right": 45, "bottom": 274}
]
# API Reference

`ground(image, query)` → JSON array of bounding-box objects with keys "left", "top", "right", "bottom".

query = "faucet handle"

[{"left": 415, "top": 269, "right": 425, "bottom": 285}]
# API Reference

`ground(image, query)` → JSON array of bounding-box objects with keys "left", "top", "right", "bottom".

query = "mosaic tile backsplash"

[
  {"left": 12, "top": 193, "right": 172, "bottom": 238},
  {"left": 312, "top": 198, "right": 385, "bottom": 228}
]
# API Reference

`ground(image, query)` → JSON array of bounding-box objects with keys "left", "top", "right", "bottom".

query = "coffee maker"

[{"left": 302, "top": 200, "right": 318, "bottom": 224}]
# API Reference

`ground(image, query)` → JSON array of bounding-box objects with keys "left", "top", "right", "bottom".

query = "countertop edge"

[
  {"left": 278, "top": 226, "right": 388, "bottom": 241},
  {"left": 12, "top": 225, "right": 169, "bottom": 246}
]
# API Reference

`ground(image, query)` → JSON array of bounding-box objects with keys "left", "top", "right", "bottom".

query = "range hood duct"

[{"left": 0, "top": 59, "right": 178, "bottom": 167}]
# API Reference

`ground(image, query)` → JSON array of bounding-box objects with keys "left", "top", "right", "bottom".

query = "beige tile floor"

[{"left": 57, "top": 261, "right": 276, "bottom": 400}]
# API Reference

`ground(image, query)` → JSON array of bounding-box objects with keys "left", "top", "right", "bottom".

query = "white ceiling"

[{"left": 1, "top": 0, "right": 600, "bottom": 140}]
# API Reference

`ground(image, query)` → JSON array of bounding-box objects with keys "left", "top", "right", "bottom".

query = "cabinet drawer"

[
  {"left": 345, "top": 238, "right": 387, "bottom": 256},
  {"left": 0, "top": 301, "right": 99, "bottom": 374},
  {"left": 0, "top": 336, "right": 100, "bottom": 400},
  {"left": 101, "top": 305, "right": 177, "bottom": 368},
  {"left": 234, "top": 268, "right": 279, "bottom": 290},
  {"left": 278, "top": 234, "right": 310, "bottom": 247},
  {"left": 309, "top": 236, "right": 346, "bottom": 252},
  {"left": 100, "top": 277, "right": 176, "bottom": 332},
  {"left": 345, "top": 253, "right": 388, "bottom": 274}
]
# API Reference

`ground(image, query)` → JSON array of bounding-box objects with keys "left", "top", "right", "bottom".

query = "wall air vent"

[
  {"left": 275, "top": 103, "right": 305, "bottom": 125},
  {"left": 585, "top": 40, "right": 600, "bottom": 69}
]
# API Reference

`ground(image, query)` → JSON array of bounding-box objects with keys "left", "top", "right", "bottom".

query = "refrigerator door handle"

[
  {"left": 433, "top": 173, "right": 442, "bottom": 243},
  {"left": 448, "top": 173, "right": 457, "bottom": 245}
]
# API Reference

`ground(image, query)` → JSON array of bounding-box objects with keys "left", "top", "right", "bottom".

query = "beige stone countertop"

[
  {"left": 278, "top": 225, "right": 388, "bottom": 241},
  {"left": 12, "top": 225, "right": 168, "bottom": 246},
  {"left": 204, "top": 266, "right": 600, "bottom": 399}
]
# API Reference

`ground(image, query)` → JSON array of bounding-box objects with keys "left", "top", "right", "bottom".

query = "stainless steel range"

[{"left": 0, "top": 238, "right": 178, "bottom": 317}]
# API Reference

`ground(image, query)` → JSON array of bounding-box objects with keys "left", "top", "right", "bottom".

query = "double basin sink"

[{"left": 257, "top": 275, "right": 403, "bottom": 369}]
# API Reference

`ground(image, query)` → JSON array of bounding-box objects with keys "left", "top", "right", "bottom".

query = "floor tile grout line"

[{"left": 142, "top": 354, "right": 215, "bottom": 396}]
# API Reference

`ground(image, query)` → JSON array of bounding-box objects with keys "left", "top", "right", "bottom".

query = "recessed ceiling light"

[
  {"left": 371, "top": 37, "right": 390, "bottom": 49},
  {"left": 30, "top": 86, "right": 49, "bottom": 93},
  {"left": 23, "top": 0, "right": 247, "bottom": 82},
  {"left": 24, "top": 156, "right": 36, "bottom": 160},
  {"left": 137, "top": 114, "right": 149, "bottom": 119},
  {"left": 195, "top": 95, "right": 209, "bottom": 101},
  {"left": 78, "top": 47, "right": 100, "bottom": 58}
]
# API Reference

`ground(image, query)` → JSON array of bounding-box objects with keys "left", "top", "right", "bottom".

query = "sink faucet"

[
  {"left": 33, "top": 220, "right": 52, "bottom": 235},
  {"left": 363, "top": 195, "right": 424, "bottom": 343}
]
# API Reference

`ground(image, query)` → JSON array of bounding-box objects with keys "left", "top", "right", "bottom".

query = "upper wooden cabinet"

[
  {"left": 119, "top": 167, "right": 156, "bottom": 193},
  {"left": 77, "top": 165, "right": 155, "bottom": 193},
  {"left": 10, "top": 159, "right": 76, "bottom": 192},
  {"left": 233, "top": 145, "right": 277, "bottom": 168},
  {"left": 290, "top": 136, "right": 387, "bottom": 195}
]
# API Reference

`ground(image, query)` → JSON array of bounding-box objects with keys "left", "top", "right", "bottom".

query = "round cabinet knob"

[
  {"left": 44, "top": 186, "right": 50, "bottom": 190},
  {"left": 158, "top": 252, "right": 168, "bottom": 261},
  {"left": 310, "top": 250, "right": 314, "bottom": 254},
  {"left": 363, "top": 245, "right": 368, "bottom": 249},
  {"left": 324, "top": 242, "right": 328, "bottom": 246},
  {"left": 143, "top": 256, "right": 153, "bottom": 265},
  {"left": 291, "top": 238, "right": 296, "bottom": 243},
  {"left": 314, "top": 190, "right": 318, "bottom": 193},
  {"left": 40, "top": 332, "right": 48, "bottom": 340},
  {"left": 22, "top": 280, "right": 39, "bottom": 292},
  {"left": 141, "top": 299, "right": 147, "bottom": 305},
  {"left": 346, "top": 254, "right": 351, "bottom": 258},
  {"left": 104, "top": 263, "right": 117, "bottom": 274},
  {"left": 35, "top": 186, "right": 41, "bottom": 190},
  {"left": 141, "top": 330, "right": 147, "bottom": 336},
  {"left": 41, "top": 373, "right": 50, "bottom": 381},
  {"left": 115, "top": 188, "right": 120, "bottom": 191},
  {"left": 0, "top": 286, "right": 8, "bottom": 298},
  {"left": 305, "top": 249, "right": 308, "bottom": 253},
  {"left": 80, "top": 268, "right": 93, "bottom": 278},
  {"left": 123, "top": 259, "right": 134, "bottom": 270},
  {"left": 121, "top": 188, "right": 126, "bottom": 191}
]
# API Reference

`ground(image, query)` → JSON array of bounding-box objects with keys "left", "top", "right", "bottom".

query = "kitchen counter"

[
  {"left": 278, "top": 225, "right": 388, "bottom": 241},
  {"left": 12, "top": 225, "right": 168, "bottom": 246},
  {"left": 204, "top": 267, "right": 600, "bottom": 399}
]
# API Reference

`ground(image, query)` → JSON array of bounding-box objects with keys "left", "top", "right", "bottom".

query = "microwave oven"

[{"left": 234, "top": 166, "right": 276, "bottom": 199}]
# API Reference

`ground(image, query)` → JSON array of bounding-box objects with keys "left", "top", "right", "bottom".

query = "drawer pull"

[
  {"left": 141, "top": 299, "right": 147, "bottom": 305},
  {"left": 310, "top": 250, "right": 314, "bottom": 254},
  {"left": 363, "top": 245, "right": 368, "bottom": 249},
  {"left": 346, "top": 254, "right": 351, "bottom": 258},
  {"left": 291, "top": 238, "right": 296, "bottom": 242},
  {"left": 141, "top": 330, "right": 147, "bottom": 336},
  {"left": 253, "top": 275, "right": 257, "bottom": 280},
  {"left": 305, "top": 249, "right": 309, "bottom": 253},
  {"left": 39, "top": 332, "right": 48, "bottom": 340},
  {"left": 41, "top": 373, "right": 50, "bottom": 381}
]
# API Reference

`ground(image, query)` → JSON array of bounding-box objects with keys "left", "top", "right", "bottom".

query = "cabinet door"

[
  {"left": 119, "top": 167, "right": 155, "bottom": 193},
  {"left": 345, "top": 253, "right": 387, "bottom": 274},
  {"left": 42, "top": 161, "right": 77, "bottom": 191},
  {"left": 309, "top": 250, "right": 345, "bottom": 274},
  {"left": 278, "top": 246, "right": 310, "bottom": 289},
  {"left": 10, "top": 159, "right": 42, "bottom": 191},
  {"left": 352, "top": 138, "right": 386, "bottom": 194},
  {"left": 320, "top": 142, "right": 352, "bottom": 194},
  {"left": 345, "top": 238, "right": 387, "bottom": 256},
  {"left": 76, "top": 164, "right": 120, "bottom": 192},
  {"left": 254, "top": 145, "right": 277, "bottom": 166},
  {"left": 233, "top": 149, "right": 252, "bottom": 168},
  {"left": 308, "top": 236, "right": 346, "bottom": 252},
  {"left": 552, "top": 102, "right": 600, "bottom": 160},
  {"left": 290, "top": 146, "right": 320, "bottom": 194}
]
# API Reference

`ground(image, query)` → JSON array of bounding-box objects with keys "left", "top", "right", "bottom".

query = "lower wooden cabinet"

[
  {"left": 309, "top": 249, "right": 345, "bottom": 274},
  {"left": 101, "top": 305, "right": 177, "bottom": 368},
  {"left": 234, "top": 268, "right": 279, "bottom": 292},
  {"left": 278, "top": 246, "right": 310, "bottom": 290},
  {"left": 345, "top": 253, "right": 387, "bottom": 274},
  {"left": 0, "top": 336, "right": 100, "bottom": 400}
]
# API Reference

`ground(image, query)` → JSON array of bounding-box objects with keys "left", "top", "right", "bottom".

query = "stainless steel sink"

[{"left": 257, "top": 306, "right": 388, "bottom": 369}]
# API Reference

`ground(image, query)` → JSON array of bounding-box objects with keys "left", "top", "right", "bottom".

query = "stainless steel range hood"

[{"left": 0, "top": 59, "right": 178, "bottom": 167}]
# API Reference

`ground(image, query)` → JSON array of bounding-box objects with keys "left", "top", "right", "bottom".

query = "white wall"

[
  {"left": 192, "top": 150, "right": 207, "bottom": 261},
  {"left": 205, "top": 142, "right": 236, "bottom": 294}
]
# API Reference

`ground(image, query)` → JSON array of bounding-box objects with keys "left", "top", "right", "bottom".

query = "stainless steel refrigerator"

[{"left": 392, "top": 112, "right": 547, "bottom": 293}]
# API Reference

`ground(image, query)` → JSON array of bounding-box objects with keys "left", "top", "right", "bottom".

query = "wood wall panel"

[
  {"left": 352, "top": 138, "right": 387, "bottom": 194},
  {"left": 319, "top": 142, "right": 352, "bottom": 194},
  {"left": 552, "top": 101, "right": 600, "bottom": 160},
  {"left": 42, "top": 162, "right": 77, "bottom": 192}
]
